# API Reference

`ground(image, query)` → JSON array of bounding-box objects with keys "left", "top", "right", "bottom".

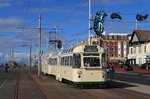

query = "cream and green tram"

[{"left": 45, "top": 44, "right": 107, "bottom": 85}]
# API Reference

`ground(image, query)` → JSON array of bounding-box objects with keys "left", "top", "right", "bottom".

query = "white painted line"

[{"left": 0, "top": 79, "right": 8, "bottom": 89}]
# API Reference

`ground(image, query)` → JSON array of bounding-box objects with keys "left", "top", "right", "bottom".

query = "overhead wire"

[
  {"left": 24, "top": 0, "right": 31, "bottom": 28},
  {"left": 21, "top": 0, "right": 31, "bottom": 39},
  {"left": 56, "top": 0, "right": 88, "bottom": 26}
]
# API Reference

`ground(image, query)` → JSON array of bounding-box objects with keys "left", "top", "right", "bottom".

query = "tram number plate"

[{"left": 84, "top": 45, "right": 98, "bottom": 52}]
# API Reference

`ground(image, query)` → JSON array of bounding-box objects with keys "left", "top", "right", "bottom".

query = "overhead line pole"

[
  {"left": 38, "top": 14, "right": 42, "bottom": 77},
  {"left": 29, "top": 39, "right": 32, "bottom": 71},
  {"left": 88, "top": 0, "right": 91, "bottom": 45}
]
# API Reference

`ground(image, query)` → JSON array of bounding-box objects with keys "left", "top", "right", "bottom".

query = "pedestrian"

[
  {"left": 109, "top": 66, "right": 115, "bottom": 81},
  {"left": 1, "top": 63, "right": 4, "bottom": 67},
  {"left": 106, "top": 63, "right": 110, "bottom": 79},
  {"left": 5, "top": 63, "right": 9, "bottom": 73}
]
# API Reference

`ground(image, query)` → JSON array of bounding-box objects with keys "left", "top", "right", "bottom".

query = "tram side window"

[
  {"left": 66, "top": 56, "right": 69, "bottom": 66},
  {"left": 61, "top": 57, "right": 65, "bottom": 66},
  {"left": 61, "top": 57, "right": 63, "bottom": 65},
  {"left": 70, "top": 56, "right": 73, "bottom": 66},
  {"left": 72, "top": 54, "right": 81, "bottom": 68},
  {"left": 48, "top": 58, "right": 50, "bottom": 64},
  {"left": 101, "top": 53, "right": 106, "bottom": 68},
  {"left": 55, "top": 58, "right": 57, "bottom": 65}
]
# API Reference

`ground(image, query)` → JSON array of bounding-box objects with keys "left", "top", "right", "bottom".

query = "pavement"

[
  {"left": 115, "top": 80, "right": 150, "bottom": 95},
  {"left": 114, "top": 69, "right": 150, "bottom": 95}
]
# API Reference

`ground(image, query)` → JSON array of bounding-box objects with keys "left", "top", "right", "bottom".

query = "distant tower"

[{"left": 8, "top": 49, "right": 14, "bottom": 62}]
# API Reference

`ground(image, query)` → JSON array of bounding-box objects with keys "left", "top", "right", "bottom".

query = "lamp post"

[{"left": 38, "top": 14, "right": 42, "bottom": 77}]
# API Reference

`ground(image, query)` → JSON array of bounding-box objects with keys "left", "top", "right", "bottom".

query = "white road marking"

[{"left": 0, "top": 78, "right": 9, "bottom": 89}]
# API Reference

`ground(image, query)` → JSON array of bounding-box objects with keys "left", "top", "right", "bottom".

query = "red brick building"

[{"left": 100, "top": 33, "right": 129, "bottom": 61}]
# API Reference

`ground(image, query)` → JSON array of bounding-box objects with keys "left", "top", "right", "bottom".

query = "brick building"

[
  {"left": 100, "top": 33, "right": 129, "bottom": 61},
  {"left": 76, "top": 33, "right": 129, "bottom": 61}
]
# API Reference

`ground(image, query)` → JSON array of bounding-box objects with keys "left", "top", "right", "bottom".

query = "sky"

[{"left": 0, "top": 0, "right": 150, "bottom": 64}]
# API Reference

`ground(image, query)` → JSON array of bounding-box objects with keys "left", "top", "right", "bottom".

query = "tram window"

[
  {"left": 70, "top": 56, "right": 73, "bottom": 66},
  {"left": 66, "top": 57, "right": 68, "bottom": 66},
  {"left": 69, "top": 56, "right": 73, "bottom": 66},
  {"left": 67, "top": 57, "right": 69, "bottom": 66},
  {"left": 84, "top": 57, "right": 100, "bottom": 67},
  {"left": 72, "top": 54, "right": 81, "bottom": 68},
  {"left": 64, "top": 57, "right": 66, "bottom": 66},
  {"left": 61, "top": 57, "right": 63, "bottom": 65},
  {"left": 55, "top": 58, "right": 57, "bottom": 65},
  {"left": 62, "top": 57, "right": 64, "bottom": 66},
  {"left": 48, "top": 58, "right": 50, "bottom": 64}
]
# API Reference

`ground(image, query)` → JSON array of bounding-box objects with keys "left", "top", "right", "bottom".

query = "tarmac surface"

[{"left": 0, "top": 67, "right": 150, "bottom": 99}]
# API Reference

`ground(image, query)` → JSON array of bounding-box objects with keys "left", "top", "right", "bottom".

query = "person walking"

[
  {"left": 109, "top": 66, "right": 115, "bottom": 81},
  {"left": 5, "top": 63, "right": 9, "bottom": 73}
]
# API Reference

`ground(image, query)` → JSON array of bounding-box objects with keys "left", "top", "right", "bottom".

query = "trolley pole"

[{"left": 38, "top": 14, "right": 42, "bottom": 77}]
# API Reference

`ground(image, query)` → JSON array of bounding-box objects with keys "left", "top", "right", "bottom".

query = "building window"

[
  {"left": 112, "top": 47, "right": 115, "bottom": 52},
  {"left": 107, "top": 54, "right": 109, "bottom": 57},
  {"left": 112, "top": 42, "right": 115, "bottom": 45},
  {"left": 112, "top": 35, "right": 114, "bottom": 39},
  {"left": 144, "top": 46, "right": 146, "bottom": 53},
  {"left": 139, "top": 46, "right": 141, "bottom": 53},
  {"left": 114, "top": 35, "right": 117, "bottom": 39},
  {"left": 109, "top": 35, "right": 112, "bottom": 39},
  {"left": 106, "top": 42, "right": 109, "bottom": 46},
  {"left": 131, "top": 48, "right": 133, "bottom": 54},
  {"left": 133, "top": 46, "right": 136, "bottom": 54}
]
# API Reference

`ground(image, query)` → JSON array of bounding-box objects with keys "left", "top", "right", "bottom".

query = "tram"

[{"left": 42, "top": 44, "right": 107, "bottom": 85}]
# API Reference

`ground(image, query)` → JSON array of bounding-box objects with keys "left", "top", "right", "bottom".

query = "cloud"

[
  {"left": 22, "top": 7, "right": 84, "bottom": 15},
  {"left": 0, "top": 35, "right": 22, "bottom": 50},
  {"left": 0, "top": 17, "right": 24, "bottom": 27},
  {"left": 92, "top": 0, "right": 150, "bottom": 6},
  {"left": 0, "top": 2, "right": 11, "bottom": 8},
  {"left": 0, "top": 0, "right": 23, "bottom": 8},
  {"left": 0, "top": 0, "right": 52, "bottom": 8}
]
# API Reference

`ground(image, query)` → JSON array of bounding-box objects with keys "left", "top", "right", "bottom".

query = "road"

[
  {"left": 0, "top": 67, "right": 150, "bottom": 99},
  {"left": 115, "top": 72, "right": 150, "bottom": 85}
]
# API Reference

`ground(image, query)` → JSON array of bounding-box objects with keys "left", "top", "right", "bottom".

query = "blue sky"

[{"left": 0, "top": 0, "right": 150, "bottom": 63}]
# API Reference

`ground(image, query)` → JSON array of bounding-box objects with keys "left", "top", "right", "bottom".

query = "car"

[
  {"left": 124, "top": 63, "right": 133, "bottom": 71},
  {"left": 141, "top": 63, "right": 150, "bottom": 69}
]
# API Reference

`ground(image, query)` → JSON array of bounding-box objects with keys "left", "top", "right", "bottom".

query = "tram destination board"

[{"left": 84, "top": 45, "right": 98, "bottom": 52}]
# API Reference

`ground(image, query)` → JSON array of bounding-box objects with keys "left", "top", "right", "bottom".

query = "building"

[
  {"left": 76, "top": 33, "right": 129, "bottom": 62},
  {"left": 128, "top": 30, "right": 150, "bottom": 65},
  {"left": 101, "top": 33, "right": 129, "bottom": 61}
]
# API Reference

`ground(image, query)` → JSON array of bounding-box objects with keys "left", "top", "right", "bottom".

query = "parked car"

[
  {"left": 124, "top": 63, "right": 133, "bottom": 71},
  {"left": 141, "top": 63, "right": 150, "bottom": 69}
]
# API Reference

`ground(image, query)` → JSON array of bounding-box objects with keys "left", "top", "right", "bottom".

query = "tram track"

[
  {"left": 15, "top": 67, "right": 58, "bottom": 99},
  {"left": 13, "top": 67, "right": 46, "bottom": 99},
  {"left": 14, "top": 68, "right": 20, "bottom": 99},
  {"left": 2, "top": 67, "right": 149, "bottom": 99}
]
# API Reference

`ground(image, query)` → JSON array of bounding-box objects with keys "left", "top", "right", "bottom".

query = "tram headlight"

[
  {"left": 77, "top": 70, "right": 82, "bottom": 75},
  {"left": 77, "top": 70, "right": 82, "bottom": 78}
]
